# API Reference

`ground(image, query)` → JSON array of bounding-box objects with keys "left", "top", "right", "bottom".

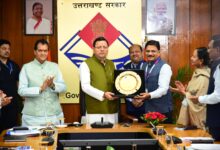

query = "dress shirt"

[
  {"left": 148, "top": 64, "right": 172, "bottom": 99},
  {"left": 199, "top": 65, "right": 220, "bottom": 104},
  {"left": 79, "top": 62, "right": 105, "bottom": 101}
]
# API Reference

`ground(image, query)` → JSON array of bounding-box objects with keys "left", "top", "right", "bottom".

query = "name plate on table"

[{"left": 114, "top": 70, "right": 145, "bottom": 98}]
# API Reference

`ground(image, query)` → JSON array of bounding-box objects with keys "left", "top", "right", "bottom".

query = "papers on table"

[
  {"left": 188, "top": 144, "right": 220, "bottom": 150},
  {"left": 180, "top": 137, "right": 214, "bottom": 143},
  {"left": 6, "top": 127, "right": 41, "bottom": 136}
]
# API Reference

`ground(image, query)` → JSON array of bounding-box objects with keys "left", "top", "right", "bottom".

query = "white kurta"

[
  {"left": 199, "top": 65, "right": 220, "bottom": 104},
  {"left": 79, "top": 62, "right": 118, "bottom": 124}
]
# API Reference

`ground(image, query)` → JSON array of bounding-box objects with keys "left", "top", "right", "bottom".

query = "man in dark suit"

[
  {"left": 0, "top": 39, "right": 20, "bottom": 133},
  {"left": 190, "top": 35, "right": 220, "bottom": 140}
]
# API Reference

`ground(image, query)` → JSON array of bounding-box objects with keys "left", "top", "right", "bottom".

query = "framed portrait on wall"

[
  {"left": 145, "top": 0, "right": 176, "bottom": 35},
  {"left": 24, "top": 0, "right": 53, "bottom": 35}
]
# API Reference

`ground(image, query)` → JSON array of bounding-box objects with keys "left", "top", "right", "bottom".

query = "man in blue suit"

[{"left": 135, "top": 40, "right": 173, "bottom": 123}]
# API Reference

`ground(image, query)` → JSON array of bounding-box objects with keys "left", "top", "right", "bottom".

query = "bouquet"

[{"left": 141, "top": 112, "right": 167, "bottom": 126}]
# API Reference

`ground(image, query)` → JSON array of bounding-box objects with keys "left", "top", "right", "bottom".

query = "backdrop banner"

[{"left": 58, "top": 0, "right": 141, "bottom": 103}]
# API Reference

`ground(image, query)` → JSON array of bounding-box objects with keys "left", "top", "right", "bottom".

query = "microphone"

[
  {"left": 91, "top": 117, "right": 113, "bottom": 128},
  {"left": 101, "top": 117, "right": 104, "bottom": 124}
]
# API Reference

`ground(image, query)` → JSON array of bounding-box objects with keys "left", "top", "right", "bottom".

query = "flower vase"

[
  {"left": 151, "top": 121, "right": 159, "bottom": 127},
  {"left": 146, "top": 121, "right": 159, "bottom": 128}
]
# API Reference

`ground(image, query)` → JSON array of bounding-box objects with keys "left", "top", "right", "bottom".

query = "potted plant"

[{"left": 171, "top": 65, "right": 192, "bottom": 123}]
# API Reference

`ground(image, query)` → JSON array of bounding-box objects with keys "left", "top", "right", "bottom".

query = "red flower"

[{"left": 141, "top": 112, "right": 167, "bottom": 125}]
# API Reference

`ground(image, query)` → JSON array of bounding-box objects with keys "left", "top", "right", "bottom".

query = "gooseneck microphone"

[{"left": 101, "top": 117, "right": 104, "bottom": 124}]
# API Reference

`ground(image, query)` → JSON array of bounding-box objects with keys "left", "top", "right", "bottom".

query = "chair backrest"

[
  {"left": 79, "top": 82, "right": 122, "bottom": 123},
  {"left": 79, "top": 83, "right": 86, "bottom": 117}
]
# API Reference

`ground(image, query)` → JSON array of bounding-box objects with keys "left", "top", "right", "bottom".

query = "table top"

[{"left": 0, "top": 123, "right": 213, "bottom": 150}]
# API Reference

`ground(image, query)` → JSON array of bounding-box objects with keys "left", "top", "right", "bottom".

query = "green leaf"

[{"left": 106, "top": 146, "right": 115, "bottom": 150}]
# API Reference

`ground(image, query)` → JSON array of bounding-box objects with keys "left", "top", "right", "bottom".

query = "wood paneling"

[
  {"left": 169, "top": 0, "right": 190, "bottom": 74},
  {"left": 61, "top": 104, "right": 80, "bottom": 122},
  {"left": 0, "top": 0, "right": 220, "bottom": 123},
  {"left": 212, "top": 0, "right": 220, "bottom": 35},
  {"left": 190, "top": 0, "right": 211, "bottom": 57},
  {"left": 1, "top": 0, "right": 23, "bottom": 66},
  {"left": 0, "top": 0, "right": 2, "bottom": 38}
]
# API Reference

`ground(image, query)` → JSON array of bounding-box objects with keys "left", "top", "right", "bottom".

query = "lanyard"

[
  {"left": 6, "top": 62, "right": 13, "bottom": 74},
  {"left": 145, "top": 57, "right": 160, "bottom": 79}
]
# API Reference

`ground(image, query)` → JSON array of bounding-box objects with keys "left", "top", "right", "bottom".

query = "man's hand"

[
  {"left": 47, "top": 76, "right": 55, "bottom": 88},
  {"left": 132, "top": 98, "right": 144, "bottom": 108},
  {"left": 134, "top": 92, "right": 151, "bottom": 101},
  {"left": 189, "top": 95, "right": 199, "bottom": 104},
  {"left": 103, "top": 92, "right": 118, "bottom": 100},
  {"left": 0, "top": 90, "right": 12, "bottom": 107},
  {"left": 40, "top": 76, "right": 55, "bottom": 92},
  {"left": 1, "top": 96, "right": 13, "bottom": 107}
]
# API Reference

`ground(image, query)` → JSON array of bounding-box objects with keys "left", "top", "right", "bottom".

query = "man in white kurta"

[
  {"left": 79, "top": 37, "right": 119, "bottom": 124},
  {"left": 18, "top": 39, "right": 66, "bottom": 126}
]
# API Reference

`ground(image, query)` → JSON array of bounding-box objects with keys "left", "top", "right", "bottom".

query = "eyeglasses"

[{"left": 95, "top": 46, "right": 108, "bottom": 49}]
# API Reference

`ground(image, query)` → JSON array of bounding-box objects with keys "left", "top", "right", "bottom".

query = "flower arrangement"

[{"left": 141, "top": 112, "right": 167, "bottom": 126}]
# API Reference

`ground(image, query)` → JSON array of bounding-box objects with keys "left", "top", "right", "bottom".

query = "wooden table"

[{"left": 0, "top": 123, "right": 212, "bottom": 150}]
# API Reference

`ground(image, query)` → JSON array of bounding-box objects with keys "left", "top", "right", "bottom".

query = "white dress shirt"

[
  {"left": 79, "top": 62, "right": 118, "bottom": 124},
  {"left": 149, "top": 64, "right": 172, "bottom": 99},
  {"left": 199, "top": 65, "right": 220, "bottom": 104}
]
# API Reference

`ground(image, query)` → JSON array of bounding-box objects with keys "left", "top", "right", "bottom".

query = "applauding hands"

[{"left": 40, "top": 76, "right": 55, "bottom": 93}]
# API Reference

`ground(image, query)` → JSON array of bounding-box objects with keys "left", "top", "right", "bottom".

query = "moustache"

[{"left": 147, "top": 55, "right": 154, "bottom": 57}]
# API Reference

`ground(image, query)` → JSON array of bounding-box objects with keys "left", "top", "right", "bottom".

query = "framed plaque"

[{"left": 114, "top": 70, "right": 145, "bottom": 97}]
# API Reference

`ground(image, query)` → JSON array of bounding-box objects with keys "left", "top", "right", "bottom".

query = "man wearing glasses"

[
  {"left": 79, "top": 36, "right": 118, "bottom": 124},
  {"left": 135, "top": 40, "right": 173, "bottom": 123}
]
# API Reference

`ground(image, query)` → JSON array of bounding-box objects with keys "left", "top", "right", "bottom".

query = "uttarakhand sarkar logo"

[{"left": 60, "top": 13, "right": 133, "bottom": 69}]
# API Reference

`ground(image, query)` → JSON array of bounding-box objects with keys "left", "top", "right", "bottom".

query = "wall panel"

[
  {"left": 212, "top": 0, "right": 220, "bottom": 35},
  {"left": 190, "top": 0, "right": 211, "bottom": 57},
  {"left": 169, "top": 0, "right": 190, "bottom": 74},
  {"left": 1, "top": 0, "right": 23, "bottom": 66}
]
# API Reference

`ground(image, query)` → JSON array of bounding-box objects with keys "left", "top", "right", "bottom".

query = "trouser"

[
  {"left": 208, "top": 126, "right": 220, "bottom": 141},
  {"left": 162, "top": 111, "right": 173, "bottom": 124}
]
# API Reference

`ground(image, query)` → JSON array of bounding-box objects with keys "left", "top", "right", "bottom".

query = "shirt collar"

[{"left": 34, "top": 58, "right": 47, "bottom": 67}]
